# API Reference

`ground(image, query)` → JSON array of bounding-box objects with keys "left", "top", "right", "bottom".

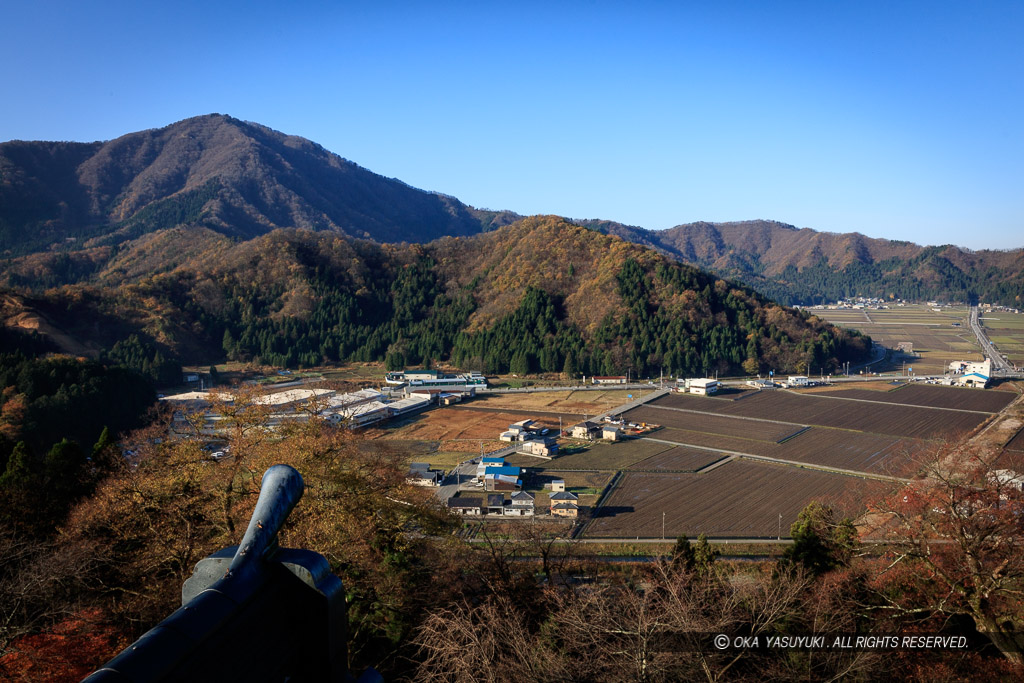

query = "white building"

[
  {"left": 688, "top": 378, "right": 720, "bottom": 395},
  {"left": 949, "top": 359, "right": 992, "bottom": 376}
]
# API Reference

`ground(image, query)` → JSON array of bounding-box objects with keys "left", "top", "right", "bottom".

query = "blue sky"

[{"left": 2, "top": 1, "right": 1022, "bottom": 249}]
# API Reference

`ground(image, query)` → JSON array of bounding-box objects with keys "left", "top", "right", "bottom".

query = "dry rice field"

[
  {"left": 979, "top": 311, "right": 1024, "bottom": 369},
  {"left": 648, "top": 390, "right": 990, "bottom": 440},
  {"left": 471, "top": 389, "right": 636, "bottom": 415},
  {"left": 625, "top": 446, "right": 727, "bottom": 472},
  {"left": 585, "top": 460, "right": 883, "bottom": 539},
  {"left": 819, "top": 384, "right": 1015, "bottom": 413},
  {"left": 367, "top": 406, "right": 559, "bottom": 442},
  {"left": 623, "top": 405, "right": 806, "bottom": 443},
  {"left": 1006, "top": 428, "right": 1024, "bottom": 453},
  {"left": 816, "top": 304, "right": 982, "bottom": 375}
]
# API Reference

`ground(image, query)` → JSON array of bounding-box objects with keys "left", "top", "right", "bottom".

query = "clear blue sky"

[{"left": 2, "top": 1, "right": 1022, "bottom": 249}]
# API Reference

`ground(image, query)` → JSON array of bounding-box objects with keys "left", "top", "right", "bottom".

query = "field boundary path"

[{"left": 780, "top": 389, "right": 998, "bottom": 416}]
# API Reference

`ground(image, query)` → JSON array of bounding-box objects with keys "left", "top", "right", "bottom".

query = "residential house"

[
  {"left": 506, "top": 491, "right": 535, "bottom": 516},
  {"left": 406, "top": 462, "right": 441, "bottom": 487},
  {"left": 571, "top": 421, "right": 602, "bottom": 439},
  {"left": 551, "top": 502, "right": 579, "bottom": 519}
]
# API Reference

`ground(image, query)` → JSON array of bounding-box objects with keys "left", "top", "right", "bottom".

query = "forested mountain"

[
  {"left": 3, "top": 115, "right": 1021, "bottom": 306},
  {"left": 0, "top": 114, "right": 513, "bottom": 257},
  {"left": 583, "top": 219, "right": 1024, "bottom": 307},
  {"left": 0, "top": 217, "right": 871, "bottom": 378}
]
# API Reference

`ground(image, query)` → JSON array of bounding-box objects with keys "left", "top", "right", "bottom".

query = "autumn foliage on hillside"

[
  {"left": 3, "top": 398, "right": 1024, "bottom": 680},
  {"left": 5, "top": 217, "right": 871, "bottom": 378}
]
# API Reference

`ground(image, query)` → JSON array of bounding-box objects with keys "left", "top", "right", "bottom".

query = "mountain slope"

[
  {"left": 0, "top": 114, "right": 499, "bottom": 255},
  {"left": 4, "top": 115, "right": 1020, "bottom": 306},
  {"left": 584, "top": 219, "right": 1024, "bottom": 306},
  {"left": 1, "top": 218, "right": 871, "bottom": 378}
]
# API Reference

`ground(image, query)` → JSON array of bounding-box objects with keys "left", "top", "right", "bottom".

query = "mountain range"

[
  {"left": 5, "top": 114, "right": 1024, "bottom": 378},
  {"left": 2, "top": 114, "right": 1021, "bottom": 308}
]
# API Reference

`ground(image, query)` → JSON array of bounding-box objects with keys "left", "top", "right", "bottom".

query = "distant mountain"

[
  {"left": 2, "top": 114, "right": 1020, "bottom": 307},
  {"left": 0, "top": 217, "right": 871, "bottom": 378},
  {"left": 0, "top": 114, "right": 516, "bottom": 256},
  {"left": 581, "top": 219, "right": 1024, "bottom": 307}
]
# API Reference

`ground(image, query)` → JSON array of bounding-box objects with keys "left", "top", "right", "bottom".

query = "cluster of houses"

[
  {"left": 447, "top": 479, "right": 580, "bottom": 518},
  {"left": 499, "top": 419, "right": 560, "bottom": 456},
  {"left": 476, "top": 456, "right": 524, "bottom": 491}
]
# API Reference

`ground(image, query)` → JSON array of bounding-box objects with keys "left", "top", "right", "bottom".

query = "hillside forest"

[{"left": 2, "top": 217, "right": 872, "bottom": 381}]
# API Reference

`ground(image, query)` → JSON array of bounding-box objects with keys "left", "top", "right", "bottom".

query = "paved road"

[{"left": 970, "top": 304, "right": 1015, "bottom": 374}]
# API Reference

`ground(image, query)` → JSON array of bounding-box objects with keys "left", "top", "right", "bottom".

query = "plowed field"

[
  {"left": 585, "top": 460, "right": 882, "bottom": 539},
  {"left": 624, "top": 405, "right": 805, "bottom": 443},
  {"left": 626, "top": 446, "right": 726, "bottom": 472},
  {"left": 819, "top": 384, "right": 1015, "bottom": 413},
  {"left": 650, "top": 391, "right": 987, "bottom": 440}
]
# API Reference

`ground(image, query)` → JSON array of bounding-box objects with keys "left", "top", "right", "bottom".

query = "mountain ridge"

[
  {"left": 2, "top": 115, "right": 1022, "bottom": 306},
  {"left": 0, "top": 113, "right": 505, "bottom": 255}
]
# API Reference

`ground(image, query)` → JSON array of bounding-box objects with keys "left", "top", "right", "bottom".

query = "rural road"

[{"left": 970, "top": 304, "right": 1015, "bottom": 374}]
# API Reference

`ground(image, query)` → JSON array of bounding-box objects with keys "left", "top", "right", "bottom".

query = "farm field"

[
  {"left": 817, "top": 304, "right": 981, "bottom": 375},
  {"left": 585, "top": 460, "right": 882, "bottom": 539},
  {"left": 769, "top": 428, "right": 923, "bottom": 476},
  {"left": 623, "top": 405, "right": 806, "bottom": 443},
  {"left": 366, "top": 405, "right": 540, "bottom": 442},
  {"left": 817, "top": 383, "right": 1016, "bottom": 413},
  {"left": 363, "top": 381, "right": 1018, "bottom": 539},
  {"left": 475, "top": 389, "right": 639, "bottom": 416},
  {"left": 626, "top": 446, "right": 727, "bottom": 472},
  {"left": 647, "top": 390, "right": 989, "bottom": 440},
  {"left": 1006, "top": 428, "right": 1024, "bottom": 453}
]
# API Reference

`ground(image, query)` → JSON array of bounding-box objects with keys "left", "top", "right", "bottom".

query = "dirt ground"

[{"left": 475, "top": 389, "right": 640, "bottom": 415}]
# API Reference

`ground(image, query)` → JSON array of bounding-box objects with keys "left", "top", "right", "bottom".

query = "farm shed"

[{"left": 602, "top": 426, "right": 623, "bottom": 441}]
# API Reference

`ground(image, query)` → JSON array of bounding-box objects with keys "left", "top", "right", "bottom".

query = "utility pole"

[
  {"left": 778, "top": 513, "right": 782, "bottom": 540},
  {"left": 662, "top": 511, "right": 666, "bottom": 540}
]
